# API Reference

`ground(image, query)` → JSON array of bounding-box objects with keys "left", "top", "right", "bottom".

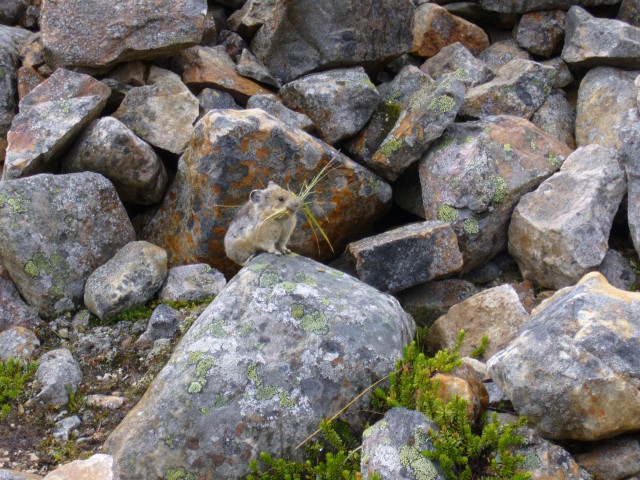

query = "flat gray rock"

[
  {"left": 157, "top": 264, "right": 226, "bottom": 304},
  {"left": 420, "top": 42, "right": 494, "bottom": 88},
  {"left": 246, "top": 94, "right": 314, "bottom": 132},
  {"left": 35, "top": 348, "right": 82, "bottom": 406},
  {"left": 0, "top": 326, "right": 39, "bottom": 362}
]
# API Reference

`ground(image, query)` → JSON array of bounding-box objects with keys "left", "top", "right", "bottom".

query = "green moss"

[
  {"left": 0, "top": 358, "right": 38, "bottom": 421},
  {"left": 400, "top": 445, "right": 440, "bottom": 480},
  {"left": 259, "top": 272, "right": 280, "bottom": 288},
  {"left": 381, "top": 99, "right": 402, "bottom": 126},
  {"left": 110, "top": 304, "right": 153, "bottom": 322},
  {"left": 547, "top": 151, "right": 563, "bottom": 167},
  {"left": 437, "top": 204, "right": 459, "bottom": 223},
  {"left": 378, "top": 136, "right": 403, "bottom": 158},
  {"left": 291, "top": 304, "right": 305, "bottom": 320},
  {"left": 463, "top": 218, "right": 480, "bottom": 235},
  {"left": 256, "top": 385, "right": 278, "bottom": 400},
  {"left": 165, "top": 466, "right": 198, "bottom": 480},
  {"left": 489, "top": 175, "right": 507, "bottom": 204},
  {"left": 428, "top": 95, "right": 457, "bottom": 113},
  {"left": 300, "top": 311, "right": 329, "bottom": 334}
]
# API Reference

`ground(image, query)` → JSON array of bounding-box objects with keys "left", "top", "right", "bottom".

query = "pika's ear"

[
  {"left": 250, "top": 189, "right": 262, "bottom": 204},
  {"left": 267, "top": 181, "right": 277, "bottom": 188}
]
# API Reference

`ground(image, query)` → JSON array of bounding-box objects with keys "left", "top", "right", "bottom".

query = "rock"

[
  {"left": 621, "top": 123, "right": 640, "bottom": 258},
  {"left": 530, "top": 89, "right": 575, "bottom": 149},
  {"left": 40, "top": 0, "right": 206, "bottom": 71},
  {"left": 563, "top": 6, "right": 640, "bottom": 69},
  {"left": 16, "top": 66, "right": 44, "bottom": 101},
  {"left": 575, "top": 435, "right": 640, "bottom": 480},
  {"left": 0, "top": 173, "right": 135, "bottom": 317},
  {"left": 478, "top": 39, "right": 532, "bottom": 73},
  {"left": 175, "top": 46, "right": 272, "bottom": 105},
  {"left": 542, "top": 57, "right": 574, "bottom": 88},
  {"left": 62, "top": 117, "right": 168, "bottom": 205},
  {"left": 343, "top": 221, "right": 463, "bottom": 293},
  {"left": 99, "top": 78, "right": 131, "bottom": 110},
  {"left": 73, "top": 326, "right": 123, "bottom": 360},
  {"left": 85, "top": 395, "right": 125, "bottom": 410},
  {"left": 52, "top": 415, "right": 81, "bottom": 443},
  {"left": 251, "top": 0, "right": 414, "bottom": 85},
  {"left": 106, "top": 61, "right": 146, "bottom": 87},
  {"left": 280, "top": 67, "right": 379, "bottom": 145},
  {"left": 488, "top": 272, "right": 640, "bottom": 440},
  {"left": 3, "top": 69, "right": 111, "bottom": 180},
  {"left": 463, "top": 261, "right": 502, "bottom": 284},
  {"left": 419, "top": 115, "right": 573, "bottom": 272},
  {"left": 508, "top": 145, "right": 626, "bottom": 290},
  {"left": 0, "top": 265, "right": 41, "bottom": 332},
  {"left": 345, "top": 66, "right": 435, "bottom": 165},
  {"left": 19, "top": 32, "right": 44, "bottom": 70},
  {"left": 0, "top": 326, "right": 39, "bottom": 362},
  {"left": 396, "top": 279, "right": 479, "bottom": 327},
  {"left": 218, "top": 30, "right": 249, "bottom": 62},
  {"left": 84, "top": 241, "right": 168, "bottom": 321},
  {"left": 141, "top": 108, "right": 391, "bottom": 277},
  {"left": 412, "top": 3, "right": 489, "bottom": 58},
  {"left": 105, "top": 253, "right": 415, "bottom": 479},
  {"left": 236, "top": 49, "right": 280, "bottom": 88},
  {"left": 369, "top": 72, "right": 466, "bottom": 181},
  {"left": 618, "top": 0, "right": 640, "bottom": 28},
  {"left": 113, "top": 67, "right": 199, "bottom": 155},
  {"left": 460, "top": 59, "right": 555, "bottom": 119},
  {"left": 197, "top": 88, "right": 240, "bottom": 117},
  {"left": 0, "top": 26, "right": 31, "bottom": 136},
  {"left": 43, "top": 453, "right": 113, "bottom": 480},
  {"left": 513, "top": 10, "right": 566, "bottom": 57},
  {"left": 246, "top": 94, "right": 314, "bottom": 132},
  {"left": 34, "top": 349, "right": 82, "bottom": 406},
  {"left": 0, "top": 0, "right": 28, "bottom": 25},
  {"left": 135, "top": 304, "right": 180, "bottom": 347},
  {"left": 515, "top": 427, "right": 586, "bottom": 479},
  {"left": 0, "top": 469, "right": 42, "bottom": 480},
  {"left": 360, "top": 408, "right": 445, "bottom": 480},
  {"left": 479, "top": 0, "right": 619, "bottom": 13},
  {"left": 228, "top": 0, "right": 276, "bottom": 38},
  {"left": 157, "top": 264, "right": 226, "bottom": 304},
  {"left": 432, "top": 364, "right": 489, "bottom": 422},
  {"left": 575, "top": 66, "right": 638, "bottom": 151},
  {"left": 420, "top": 42, "right": 494, "bottom": 88},
  {"left": 598, "top": 250, "right": 638, "bottom": 291},
  {"left": 427, "top": 284, "right": 529, "bottom": 360}
]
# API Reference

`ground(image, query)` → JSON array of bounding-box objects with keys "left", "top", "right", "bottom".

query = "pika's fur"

[{"left": 224, "top": 182, "right": 301, "bottom": 265}]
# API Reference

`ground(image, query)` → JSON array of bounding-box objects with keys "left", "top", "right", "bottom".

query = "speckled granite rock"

[
  {"left": 157, "top": 264, "right": 226, "bottom": 304},
  {"left": 43, "top": 454, "right": 113, "bottom": 480},
  {"left": 530, "top": 89, "right": 575, "bottom": 149},
  {"left": 0, "top": 25, "right": 31, "bottom": 136},
  {"left": 0, "top": 326, "right": 39, "bottom": 362},
  {"left": 420, "top": 42, "right": 494, "bottom": 88},
  {"left": 513, "top": 10, "right": 565, "bottom": 57},
  {"left": 35, "top": 348, "right": 82, "bottom": 406}
]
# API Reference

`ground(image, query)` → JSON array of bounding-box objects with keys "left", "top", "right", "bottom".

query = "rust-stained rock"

[
  {"left": 575, "top": 435, "right": 640, "bottom": 480},
  {"left": 16, "top": 65, "right": 44, "bottom": 100},
  {"left": 420, "top": 42, "right": 494, "bottom": 88},
  {"left": 513, "top": 10, "right": 566, "bottom": 57},
  {"left": 412, "top": 3, "right": 489, "bottom": 58},
  {"left": 433, "top": 364, "right": 489, "bottom": 423},
  {"left": 3, "top": 68, "right": 111, "bottom": 180},
  {"left": 531, "top": 89, "right": 576, "bottom": 149},
  {"left": 141, "top": 108, "right": 392, "bottom": 277}
]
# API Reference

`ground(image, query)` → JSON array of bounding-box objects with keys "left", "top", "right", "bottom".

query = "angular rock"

[
  {"left": 0, "top": 469, "right": 43, "bottom": 480},
  {"left": 432, "top": 365, "right": 489, "bottom": 422},
  {"left": 575, "top": 435, "right": 640, "bottom": 480},
  {"left": 280, "top": 67, "right": 379, "bottom": 145},
  {"left": 35, "top": 348, "right": 82, "bottom": 406},
  {"left": 105, "top": 253, "right": 415, "bottom": 479},
  {"left": 420, "top": 42, "right": 494, "bottom": 88},
  {"left": 43, "top": 454, "right": 113, "bottom": 480},
  {"left": 361, "top": 408, "right": 445, "bottom": 480},
  {"left": 85, "top": 394, "right": 125, "bottom": 410},
  {"left": 135, "top": 304, "right": 180, "bottom": 347},
  {"left": 218, "top": 30, "right": 248, "bottom": 62},
  {"left": 478, "top": 39, "right": 532, "bottom": 73},
  {"left": 419, "top": 115, "right": 573, "bottom": 272},
  {"left": 3, "top": 69, "right": 110, "bottom": 180},
  {"left": 598, "top": 250, "right": 637, "bottom": 291},
  {"left": 62, "top": 117, "right": 167, "bottom": 205},
  {"left": 488, "top": 272, "right": 640, "bottom": 440},
  {"left": 479, "top": 0, "right": 619, "bottom": 13},
  {"left": 246, "top": 94, "right": 314, "bottom": 132},
  {"left": 16, "top": 66, "right": 44, "bottom": 101},
  {"left": 562, "top": 6, "right": 640, "bottom": 69},
  {"left": 40, "top": 0, "right": 206, "bottom": 71},
  {"left": 228, "top": 0, "right": 276, "bottom": 38},
  {"left": 396, "top": 279, "right": 479, "bottom": 327},
  {"left": 345, "top": 66, "right": 435, "bottom": 165},
  {"left": 0, "top": 326, "right": 39, "bottom": 362},
  {"left": 106, "top": 61, "right": 146, "bottom": 87},
  {"left": 427, "top": 284, "right": 530, "bottom": 360},
  {"left": 515, "top": 427, "right": 586, "bottom": 479},
  {"left": 175, "top": 46, "right": 272, "bottom": 105},
  {"left": 52, "top": 415, "right": 81, "bottom": 443},
  {"left": 251, "top": 0, "right": 414, "bottom": 85},
  {"left": 621, "top": 123, "right": 640, "bottom": 258},
  {"left": 84, "top": 241, "right": 168, "bottom": 320},
  {"left": 369, "top": 72, "right": 466, "bottom": 181},
  {"left": 18, "top": 32, "right": 44, "bottom": 70},
  {"left": 412, "top": 3, "right": 489, "bottom": 57},
  {"left": 514, "top": 10, "right": 566, "bottom": 57},
  {"left": 0, "top": 25, "right": 31, "bottom": 136},
  {"left": 141, "top": 108, "right": 392, "bottom": 276},
  {"left": 113, "top": 67, "right": 199, "bottom": 155},
  {"left": 237, "top": 49, "right": 280, "bottom": 88},
  {"left": 463, "top": 260, "right": 502, "bottom": 284},
  {"left": 618, "top": 0, "right": 640, "bottom": 28},
  {"left": 530, "top": 89, "right": 575, "bottom": 149},
  {"left": 575, "top": 66, "right": 638, "bottom": 151},
  {"left": 460, "top": 59, "right": 555, "bottom": 119},
  {"left": 0, "top": 265, "right": 41, "bottom": 332},
  {"left": 197, "top": 88, "right": 240, "bottom": 118},
  {"left": 157, "top": 264, "right": 226, "bottom": 304},
  {"left": 542, "top": 57, "right": 574, "bottom": 88},
  {"left": 508, "top": 145, "right": 626, "bottom": 290},
  {"left": 0, "top": 0, "right": 28, "bottom": 25},
  {"left": 344, "top": 221, "right": 463, "bottom": 294},
  {"left": 0, "top": 173, "right": 135, "bottom": 317}
]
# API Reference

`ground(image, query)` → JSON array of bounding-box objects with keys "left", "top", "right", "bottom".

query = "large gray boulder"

[
  {"left": 621, "top": 123, "right": 640, "bottom": 259},
  {"left": 0, "top": 173, "right": 135, "bottom": 317},
  {"left": 0, "top": 26, "right": 31, "bottom": 136},
  {"left": 105, "top": 253, "right": 415, "bottom": 479}
]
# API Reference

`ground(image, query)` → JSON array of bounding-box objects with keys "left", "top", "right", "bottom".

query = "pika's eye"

[{"left": 278, "top": 196, "right": 285, "bottom": 202}]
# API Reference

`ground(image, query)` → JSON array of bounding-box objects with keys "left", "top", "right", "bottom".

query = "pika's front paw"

[
  {"left": 281, "top": 247, "right": 292, "bottom": 254},
  {"left": 267, "top": 248, "right": 282, "bottom": 255}
]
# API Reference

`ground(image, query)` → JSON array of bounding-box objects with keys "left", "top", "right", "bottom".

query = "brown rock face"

[{"left": 412, "top": 4, "right": 489, "bottom": 58}]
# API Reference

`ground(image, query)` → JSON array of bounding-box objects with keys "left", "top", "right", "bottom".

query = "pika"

[{"left": 224, "top": 181, "right": 301, "bottom": 265}]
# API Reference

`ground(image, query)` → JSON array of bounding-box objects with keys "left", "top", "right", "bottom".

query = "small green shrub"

[
  {"left": 470, "top": 335, "right": 490, "bottom": 359},
  {"left": 0, "top": 358, "right": 38, "bottom": 420}
]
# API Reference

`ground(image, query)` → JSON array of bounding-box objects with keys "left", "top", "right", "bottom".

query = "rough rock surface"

[
  {"left": 478, "top": 39, "right": 533, "bottom": 73},
  {"left": 621, "top": 123, "right": 640, "bottom": 258},
  {"left": 530, "top": 89, "right": 576, "bottom": 149},
  {"left": 236, "top": 49, "right": 280, "bottom": 88},
  {"left": 251, "top": 0, "right": 414, "bottom": 85},
  {"left": 619, "top": 0, "right": 640, "bottom": 27},
  {"left": 360, "top": 408, "right": 445, "bottom": 480},
  {"left": 514, "top": 10, "right": 566, "bottom": 57},
  {"left": 419, "top": 115, "right": 573, "bottom": 272},
  {"left": 0, "top": 326, "right": 39, "bottom": 362},
  {"left": 34, "top": 348, "right": 82, "bottom": 406},
  {"left": 515, "top": 427, "right": 587, "bottom": 479},
  {"left": 0, "top": 26, "right": 31, "bottom": 136},
  {"left": 40, "top": 0, "right": 206, "bottom": 70},
  {"left": 197, "top": 88, "right": 240, "bottom": 116},
  {"left": 420, "top": 42, "right": 494, "bottom": 88},
  {"left": 0, "top": 0, "right": 28, "bottom": 25},
  {"left": 141, "top": 108, "right": 392, "bottom": 277},
  {"left": 598, "top": 250, "right": 638, "bottom": 291},
  {"left": 344, "top": 221, "right": 463, "bottom": 294},
  {"left": 542, "top": 57, "right": 574, "bottom": 88},
  {"left": 3, "top": 69, "right": 111, "bottom": 180},
  {"left": 488, "top": 272, "right": 640, "bottom": 441},
  {"left": 0, "top": 469, "right": 43, "bottom": 480},
  {"left": 228, "top": 0, "right": 276, "bottom": 38},
  {"left": 280, "top": 67, "right": 379, "bottom": 144},
  {"left": 0, "top": 173, "right": 135, "bottom": 317},
  {"left": 62, "top": 117, "right": 168, "bottom": 205},
  {"left": 0, "top": 265, "right": 41, "bottom": 332},
  {"left": 84, "top": 241, "right": 168, "bottom": 320},
  {"left": 246, "top": 94, "right": 314, "bottom": 132},
  {"left": 105, "top": 254, "right": 415, "bottom": 479},
  {"left": 508, "top": 145, "right": 626, "bottom": 290},
  {"left": 42, "top": 454, "right": 113, "bottom": 480},
  {"left": 428, "top": 284, "right": 530, "bottom": 360},
  {"left": 157, "top": 264, "right": 226, "bottom": 304},
  {"left": 575, "top": 435, "right": 640, "bottom": 480},
  {"left": 134, "top": 304, "right": 181, "bottom": 347},
  {"left": 479, "top": 0, "right": 619, "bottom": 13}
]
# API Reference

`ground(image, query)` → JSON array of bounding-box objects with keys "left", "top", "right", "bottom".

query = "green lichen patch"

[
  {"left": 247, "top": 362, "right": 261, "bottom": 385},
  {"left": 59, "top": 98, "right": 72, "bottom": 114},
  {"left": 278, "top": 391, "right": 297, "bottom": 409},
  {"left": 239, "top": 322, "right": 253, "bottom": 337},
  {"left": 291, "top": 304, "right": 305, "bottom": 320},
  {"left": 428, "top": 95, "right": 457, "bottom": 113},
  {"left": 503, "top": 143, "right": 513, "bottom": 152},
  {"left": 187, "top": 351, "right": 204, "bottom": 365},
  {"left": 259, "top": 272, "right": 280, "bottom": 288},
  {"left": 200, "top": 407, "right": 210, "bottom": 416},
  {"left": 213, "top": 393, "right": 231, "bottom": 409},
  {"left": 248, "top": 263, "right": 268, "bottom": 272},
  {"left": 295, "top": 272, "right": 317, "bottom": 286},
  {"left": 300, "top": 311, "right": 329, "bottom": 335},
  {"left": 0, "top": 192, "right": 29, "bottom": 213},
  {"left": 187, "top": 381, "right": 203, "bottom": 394},
  {"left": 399, "top": 445, "right": 440, "bottom": 480},
  {"left": 489, "top": 175, "right": 507, "bottom": 204},
  {"left": 547, "top": 151, "right": 563, "bottom": 167},
  {"left": 195, "top": 355, "right": 216, "bottom": 378},
  {"left": 24, "top": 252, "right": 64, "bottom": 278},
  {"left": 164, "top": 466, "right": 198, "bottom": 480},
  {"left": 378, "top": 136, "right": 403, "bottom": 158},
  {"left": 437, "top": 204, "right": 459, "bottom": 223},
  {"left": 279, "top": 281, "right": 298, "bottom": 294},
  {"left": 256, "top": 385, "right": 278, "bottom": 400},
  {"left": 209, "top": 319, "right": 228, "bottom": 338},
  {"left": 530, "top": 141, "right": 538, "bottom": 151},
  {"left": 463, "top": 218, "right": 480, "bottom": 235}
]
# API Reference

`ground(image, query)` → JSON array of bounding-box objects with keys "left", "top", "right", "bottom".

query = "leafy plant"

[
  {"left": 65, "top": 384, "right": 85, "bottom": 414},
  {"left": 0, "top": 358, "right": 38, "bottom": 420},
  {"left": 470, "top": 335, "right": 490, "bottom": 359}
]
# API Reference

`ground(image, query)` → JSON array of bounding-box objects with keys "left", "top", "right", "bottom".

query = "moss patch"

[{"left": 378, "top": 136, "right": 403, "bottom": 158}]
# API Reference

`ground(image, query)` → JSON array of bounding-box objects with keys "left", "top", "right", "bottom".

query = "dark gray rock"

[
  {"left": 478, "top": 39, "right": 532, "bottom": 73},
  {"left": 3, "top": 69, "right": 111, "bottom": 180},
  {"left": 344, "top": 221, "right": 463, "bottom": 293},
  {"left": 84, "top": 241, "right": 168, "bottom": 321},
  {"left": 0, "top": 326, "right": 39, "bottom": 362},
  {"left": 62, "top": 117, "right": 168, "bottom": 205},
  {"left": 105, "top": 253, "right": 415, "bottom": 479},
  {"left": 246, "top": 94, "right": 314, "bottom": 132},
  {"left": 575, "top": 435, "right": 640, "bottom": 480},
  {"left": 35, "top": 348, "right": 82, "bottom": 406},
  {"left": 513, "top": 10, "right": 565, "bottom": 57},
  {"left": 251, "top": 0, "right": 414, "bottom": 85},
  {"left": 598, "top": 250, "right": 638, "bottom": 291},
  {"left": 463, "top": 260, "right": 502, "bottom": 284},
  {"left": 0, "top": 0, "right": 28, "bottom": 26},
  {"left": 0, "top": 264, "right": 41, "bottom": 332},
  {"left": 0, "top": 26, "right": 31, "bottom": 136},
  {"left": 621, "top": 123, "right": 640, "bottom": 259},
  {"left": 0, "top": 173, "right": 135, "bottom": 317},
  {"left": 420, "top": 42, "right": 494, "bottom": 88},
  {"left": 479, "top": 0, "right": 619, "bottom": 13},
  {"left": 197, "top": 88, "right": 241, "bottom": 117},
  {"left": 228, "top": 0, "right": 276, "bottom": 38},
  {"left": 531, "top": 89, "right": 576, "bottom": 149},
  {"left": 618, "top": 0, "right": 640, "bottom": 28},
  {"left": 237, "top": 49, "right": 280, "bottom": 88},
  {"left": 509, "top": 145, "right": 626, "bottom": 290},
  {"left": 280, "top": 67, "right": 379, "bottom": 144},
  {"left": 52, "top": 415, "right": 81, "bottom": 443},
  {"left": 135, "top": 304, "right": 180, "bottom": 347},
  {"left": 157, "top": 264, "right": 226, "bottom": 304},
  {"left": 542, "top": 57, "right": 574, "bottom": 88}
]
